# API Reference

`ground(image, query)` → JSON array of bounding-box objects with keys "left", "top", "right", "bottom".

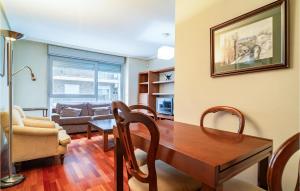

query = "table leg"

[
  {"left": 87, "top": 125, "right": 91, "bottom": 139},
  {"left": 114, "top": 137, "right": 123, "bottom": 191},
  {"left": 258, "top": 156, "right": 270, "bottom": 189},
  {"left": 103, "top": 132, "right": 108, "bottom": 152}
]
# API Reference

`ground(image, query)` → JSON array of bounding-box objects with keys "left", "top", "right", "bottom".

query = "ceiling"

[{"left": 2, "top": 0, "right": 175, "bottom": 59}]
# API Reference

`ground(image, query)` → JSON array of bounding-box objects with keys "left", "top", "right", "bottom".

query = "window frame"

[{"left": 48, "top": 55, "right": 123, "bottom": 108}]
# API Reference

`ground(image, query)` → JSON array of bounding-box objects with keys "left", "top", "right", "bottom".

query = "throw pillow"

[
  {"left": 14, "top": 105, "right": 26, "bottom": 119},
  {"left": 12, "top": 108, "right": 24, "bottom": 127},
  {"left": 93, "top": 107, "right": 111, "bottom": 116},
  {"left": 60, "top": 107, "right": 82, "bottom": 117}
]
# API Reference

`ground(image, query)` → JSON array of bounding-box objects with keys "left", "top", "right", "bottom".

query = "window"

[
  {"left": 97, "top": 65, "right": 122, "bottom": 102},
  {"left": 49, "top": 56, "right": 122, "bottom": 108}
]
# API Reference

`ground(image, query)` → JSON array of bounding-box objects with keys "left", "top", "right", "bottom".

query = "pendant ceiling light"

[
  {"left": 157, "top": 33, "right": 174, "bottom": 60},
  {"left": 157, "top": 46, "right": 174, "bottom": 60}
]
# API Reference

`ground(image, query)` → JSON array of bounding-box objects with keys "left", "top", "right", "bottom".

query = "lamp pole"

[{"left": 0, "top": 30, "right": 25, "bottom": 188}]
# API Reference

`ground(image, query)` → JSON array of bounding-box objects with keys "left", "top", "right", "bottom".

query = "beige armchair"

[
  {"left": 14, "top": 105, "right": 63, "bottom": 131},
  {"left": 0, "top": 109, "right": 71, "bottom": 164}
]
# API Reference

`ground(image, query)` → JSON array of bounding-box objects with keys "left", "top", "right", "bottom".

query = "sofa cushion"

[
  {"left": 87, "top": 103, "right": 111, "bottom": 116},
  {"left": 60, "top": 107, "right": 82, "bottom": 117},
  {"left": 92, "top": 114, "right": 114, "bottom": 120},
  {"left": 56, "top": 103, "right": 89, "bottom": 116},
  {"left": 93, "top": 107, "right": 111, "bottom": 115},
  {"left": 23, "top": 118, "right": 55, "bottom": 128},
  {"left": 59, "top": 116, "right": 91, "bottom": 125}
]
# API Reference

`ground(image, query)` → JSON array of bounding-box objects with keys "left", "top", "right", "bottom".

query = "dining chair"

[
  {"left": 112, "top": 101, "right": 202, "bottom": 191},
  {"left": 129, "top": 104, "right": 158, "bottom": 121},
  {"left": 200, "top": 106, "right": 245, "bottom": 134},
  {"left": 129, "top": 104, "right": 158, "bottom": 166},
  {"left": 223, "top": 132, "right": 300, "bottom": 191}
]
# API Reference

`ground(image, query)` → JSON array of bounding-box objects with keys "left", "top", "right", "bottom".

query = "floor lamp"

[{"left": 0, "top": 29, "right": 25, "bottom": 188}]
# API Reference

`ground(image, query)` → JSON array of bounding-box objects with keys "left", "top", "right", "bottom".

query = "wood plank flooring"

[{"left": 1, "top": 133, "right": 128, "bottom": 191}]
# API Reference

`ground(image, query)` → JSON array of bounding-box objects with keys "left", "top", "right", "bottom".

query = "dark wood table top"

[
  {"left": 117, "top": 120, "right": 273, "bottom": 189},
  {"left": 88, "top": 119, "right": 116, "bottom": 132},
  {"left": 130, "top": 120, "right": 272, "bottom": 167}
]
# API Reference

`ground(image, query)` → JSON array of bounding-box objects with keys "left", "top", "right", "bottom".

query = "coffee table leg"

[
  {"left": 87, "top": 125, "right": 91, "bottom": 139},
  {"left": 103, "top": 132, "right": 108, "bottom": 152}
]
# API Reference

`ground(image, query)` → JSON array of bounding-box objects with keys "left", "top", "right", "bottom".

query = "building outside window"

[{"left": 49, "top": 56, "right": 122, "bottom": 109}]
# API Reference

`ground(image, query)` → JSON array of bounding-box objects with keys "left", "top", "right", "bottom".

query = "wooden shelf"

[
  {"left": 157, "top": 114, "right": 174, "bottom": 120},
  {"left": 152, "top": 93, "right": 174, "bottom": 96},
  {"left": 152, "top": 80, "right": 174, "bottom": 84},
  {"left": 138, "top": 67, "right": 174, "bottom": 118},
  {"left": 145, "top": 112, "right": 174, "bottom": 121}
]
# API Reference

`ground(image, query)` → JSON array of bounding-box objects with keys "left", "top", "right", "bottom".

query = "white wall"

[
  {"left": 148, "top": 58, "right": 174, "bottom": 70},
  {"left": 12, "top": 41, "right": 151, "bottom": 109},
  {"left": 0, "top": 1, "right": 10, "bottom": 111},
  {"left": 175, "top": 0, "right": 299, "bottom": 189},
  {"left": 13, "top": 40, "right": 48, "bottom": 115},
  {"left": 124, "top": 58, "right": 148, "bottom": 105},
  {"left": 0, "top": 0, "right": 10, "bottom": 176},
  {"left": 11, "top": 43, "right": 175, "bottom": 110}
]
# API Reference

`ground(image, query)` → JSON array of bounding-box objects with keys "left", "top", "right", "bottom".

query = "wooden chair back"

[
  {"left": 112, "top": 101, "right": 160, "bottom": 191},
  {"left": 200, "top": 106, "right": 245, "bottom": 134},
  {"left": 129, "top": 104, "right": 158, "bottom": 121},
  {"left": 267, "top": 132, "right": 300, "bottom": 191}
]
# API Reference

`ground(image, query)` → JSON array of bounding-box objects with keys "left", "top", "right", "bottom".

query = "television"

[{"left": 156, "top": 97, "right": 173, "bottom": 115}]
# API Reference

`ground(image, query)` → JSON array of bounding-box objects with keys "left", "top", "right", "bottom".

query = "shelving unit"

[
  {"left": 152, "top": 80, "right": 174, "bottom": 84},
  {"left": 138, "top": 67, "right": 174, "bottom": 120},
  {"left": 152, "top": 93, "right": 174, "bottom": 96}
]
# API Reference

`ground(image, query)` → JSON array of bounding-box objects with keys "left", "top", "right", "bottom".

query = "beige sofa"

[
  {"left": 0, "top": 107, "right": 71, "bottom": 164},
  {"left": 51, "top": 103, "right": 113, "bottom": 134}
]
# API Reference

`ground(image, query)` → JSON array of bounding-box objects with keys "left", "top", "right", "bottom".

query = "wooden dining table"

[{"left": 113, "top": 120, "right": 273, "bottom": 191}]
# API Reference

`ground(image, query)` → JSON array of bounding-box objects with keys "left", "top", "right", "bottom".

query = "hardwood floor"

[{"left": 1, "top": 133, "right": 128, "bottom": 191}]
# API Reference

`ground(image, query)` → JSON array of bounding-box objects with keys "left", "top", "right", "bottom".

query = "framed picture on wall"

[
  {"left": 0, "top": 36, "right": 5, "bottom": 77},
  {"left": 210, "top": 0, "right": 288, "bottom": 77}
]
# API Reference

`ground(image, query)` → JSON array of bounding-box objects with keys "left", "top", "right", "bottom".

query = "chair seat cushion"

[
  {"left": 128, "top": 160, "right": 201, "bottom": 191},
  {"left": 223, "top": 179, "right": 265, "bottom": 191},
  {"left": 134, "top": 149, "right": 147, "bottom": 166},
  {"left": 58, "top": 130, "right": 71, "bottom": 146}
]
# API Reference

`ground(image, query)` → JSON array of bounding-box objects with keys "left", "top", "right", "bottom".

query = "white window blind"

[{"left": 48, "top": 47, "right": 124, "bottom": 109}]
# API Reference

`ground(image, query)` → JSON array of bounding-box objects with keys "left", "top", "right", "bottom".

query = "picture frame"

[{"left": 210, "top": 0, "right": 288, "bottom": 77}]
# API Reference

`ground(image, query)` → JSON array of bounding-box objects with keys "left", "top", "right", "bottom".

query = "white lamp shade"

[{"left": 157, "top": 46, "right": 174, "bottom": 60}]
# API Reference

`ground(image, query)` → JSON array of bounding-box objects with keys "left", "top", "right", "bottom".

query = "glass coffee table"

[{"left": 87, "top": 119, "right": 116, "bottom": 152}]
